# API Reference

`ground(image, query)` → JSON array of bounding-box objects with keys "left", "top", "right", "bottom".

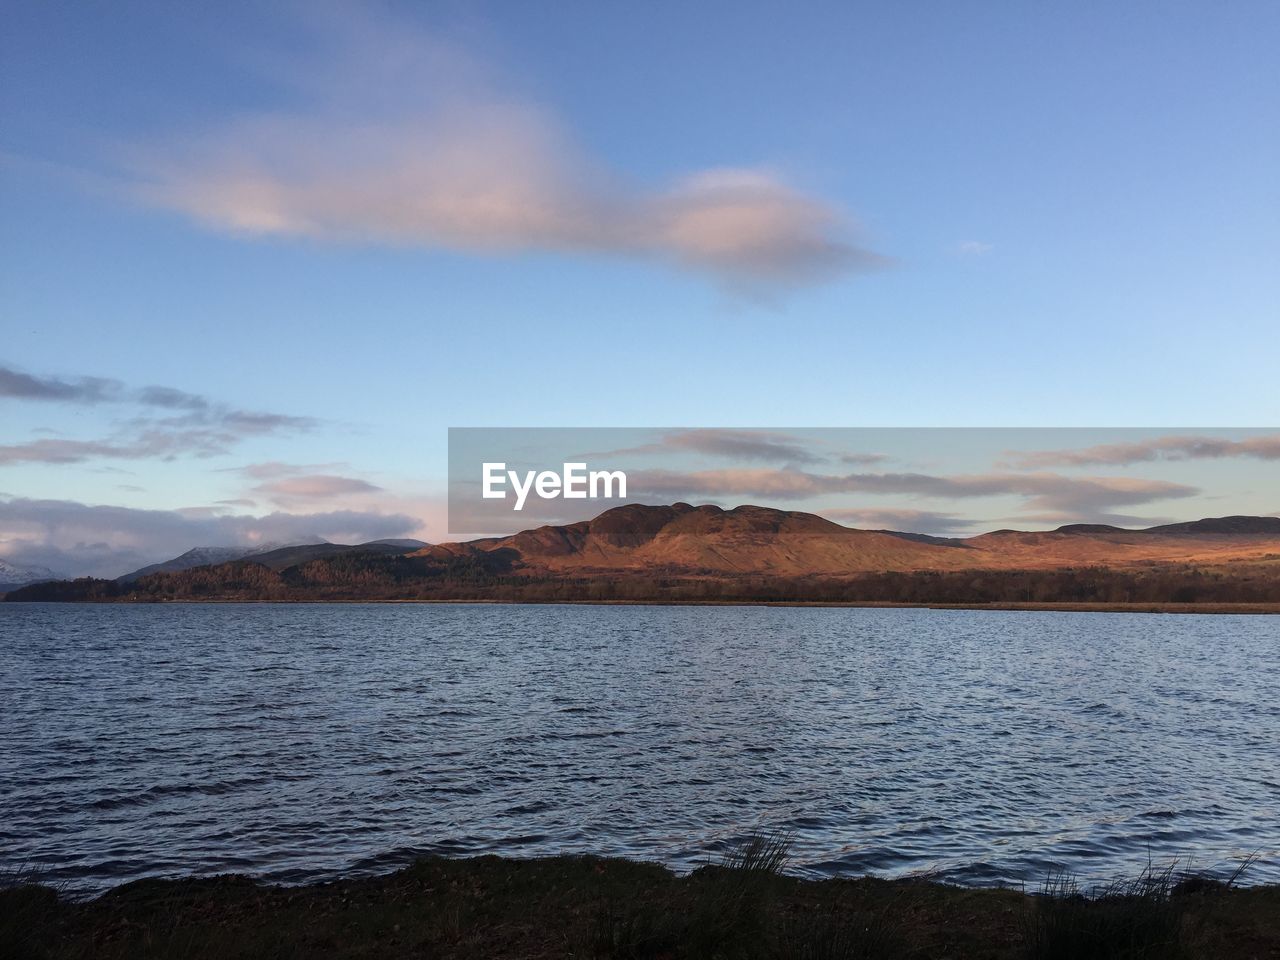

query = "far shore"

[{"left": 7, "top": 596, "right": 1280, "bottom": 614}]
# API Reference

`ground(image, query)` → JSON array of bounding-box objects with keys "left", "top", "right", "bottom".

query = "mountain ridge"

[
  {"left": 7, "top": 505, "right": 1280, "bottom": 605},
  {"left": 117, "top": 538, "right": 432, "bottom": 582},
  {"left": 416, "top": 504, "right": 1280, "bottom": 576}
]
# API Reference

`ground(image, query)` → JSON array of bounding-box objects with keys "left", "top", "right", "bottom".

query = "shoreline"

[
  {"left": 6, "top": 852, "right": 1278, "bottom": 958},
  {"left": 8, "top": 597, "right": 1280, "bottom": 614}
]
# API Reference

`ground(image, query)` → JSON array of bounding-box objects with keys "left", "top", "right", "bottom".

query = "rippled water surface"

[{"left": 2, "top": 603, "right": 1278, "bottom": 894}]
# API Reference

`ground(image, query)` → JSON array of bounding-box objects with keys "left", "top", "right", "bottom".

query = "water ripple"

[{"left": 1, "top": 603, "right": 1277, "bottom": 895}]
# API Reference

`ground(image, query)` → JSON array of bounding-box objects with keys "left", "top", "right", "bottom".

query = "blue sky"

[{"left": 1, "top": 1, "right": 1278, "bottom": 574}]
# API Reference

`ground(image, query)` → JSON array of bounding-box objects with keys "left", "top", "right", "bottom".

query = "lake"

[{"left": 2, "top": 602, "right": 1277, "bottom": 895}]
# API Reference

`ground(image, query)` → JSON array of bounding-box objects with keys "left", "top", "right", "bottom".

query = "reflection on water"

[{"left": 2, "top": 602, "right": 1277, "bottom": 894}]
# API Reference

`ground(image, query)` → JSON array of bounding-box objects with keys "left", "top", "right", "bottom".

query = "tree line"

[{"left": 6, "top": 550, "right": 1279, "bottom": 605}]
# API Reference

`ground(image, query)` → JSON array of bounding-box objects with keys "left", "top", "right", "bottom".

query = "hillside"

[
  {"left": 0, "top": 558, "right": 59, "bottom": 593},
  {"left": 476, "top": 503, "right": 967, "bottom": 576},
  {"left": 431, "top": 503, "right": 1280, "bottom": 576},
  {"left": 117, "top": 539, "right": 432, "bottom": 582}
]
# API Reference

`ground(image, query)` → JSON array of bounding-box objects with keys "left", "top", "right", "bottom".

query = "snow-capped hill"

[{"left": 0, "top": 558, "right": 59, "bottom": 587}]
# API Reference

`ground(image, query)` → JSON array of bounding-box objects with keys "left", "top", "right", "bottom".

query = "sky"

[{"left": 1, "top": 1, "right": 1278, "bottom": 576}]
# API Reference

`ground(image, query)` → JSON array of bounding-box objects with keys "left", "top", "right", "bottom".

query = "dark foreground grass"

[{"left": 2, "top": 847, "right": 1277, "bottom": 960}]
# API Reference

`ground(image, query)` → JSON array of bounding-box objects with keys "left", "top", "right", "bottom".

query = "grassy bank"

[{"left": 4, "top": 845, "right": 1277, "bottom": 959}]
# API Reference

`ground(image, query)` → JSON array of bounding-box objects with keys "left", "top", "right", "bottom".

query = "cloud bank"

[{"left": 0, "top": 496, "right": 419, "bottom": 579}]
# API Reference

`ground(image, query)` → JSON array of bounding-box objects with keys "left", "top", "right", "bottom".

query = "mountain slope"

[
  {"left": 117, "top": 541, "right": 322, "bottom": 583},
  {"left": 421, "top": 504, "right": 1280, "bottom": 576},
  {"left": 466, "top": 503, "right": 971, "bottom": 576},
  {"left": 119, "top": 539, "right": 433, "bottom": 582},
  {"left": 0, "top": 558, "right": 59, "bottom": 591}
]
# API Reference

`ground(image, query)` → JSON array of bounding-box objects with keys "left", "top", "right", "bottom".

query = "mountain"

[
  {"left": 117, "top": 540, "right": 324, "bottom": 583},
  {"left": 0, "top": 558, "right": 59, "bottom": 592},
  {"left": 425, "top": 504, "right": 1280, "bottom": 576},
  {"left": 244, "top": 540, "right": 428, "bottom": 571},
  {"left": 7, "top": 506, "right": 1280, "bottom": 605},
  {"left": 462, "top": 503, "right": 968, "bottom": 576},
  {"left": 1144, "top": 516, "right": 1280, "bottom": 535},
  {"left": 117, "top": 538, "right": 431, "bottom": 582}
]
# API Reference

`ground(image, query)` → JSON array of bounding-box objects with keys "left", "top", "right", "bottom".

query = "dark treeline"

[{"left": 5, "top": 550, "right": 1280, "bottom": 605}]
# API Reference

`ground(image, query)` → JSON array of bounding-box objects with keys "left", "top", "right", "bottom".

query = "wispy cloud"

[
  {"left": 0, "top": 363, "right": 315, "bottom": 466},
  {"left": 1009, "top": 434, "right": 1280, "bottom": 468},
  {"left": 232, "top": 461, "right": 340, "bottom": 480},
  {"left": 957, "top": 240, "right": 993, "bottom": 256},
  {"left": 598, "top": 429, "right": 825, "bottom": 464},
  {"left": 627, "top": 467, "right": 1198, "bottom": 521},
  {"left": 253, "top": 474, "right": 383, "bottom": 503},
  {"left": 821, "top": 507, "right": 974, "bottom": 535},
  {"left": 126, "top": 8, "right": 885, "bottom": 289},
  {"left": 0, "top": 434, "right": 228, "bottom": 466},
  {"left": 0, "top": 366, "right": 121, "bottom": 403},
  {"left": 590, "top": 429, "right": 891, "bottom": 467},
  {"left": 838, "top": 452, "right": 889, "bottom": 466}
]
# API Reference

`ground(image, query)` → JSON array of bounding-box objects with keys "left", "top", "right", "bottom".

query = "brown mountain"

[
  {"left": 468, "top": 503, "right": 966, "bottom": 576},
  {"left": 413, "top": 503, "right": 1280, "bottom": 577}
]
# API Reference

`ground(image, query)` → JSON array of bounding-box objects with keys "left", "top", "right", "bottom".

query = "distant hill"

[
  {"left": 0, "top": 558, "right": 59, "bottom": 593},
  {"left": 471, "top": 503, "right": 961, "bottom": 576},
  {"left": 7, "top": 506, "right": 1280, "bottom": 605},
  {"left": 1144, "top": 516, "right": 1280, "bottom": 536},
  {"left": 117, "top": 542, "right": 318, "bottom": 583},
  {"left": 117, "top": 538, "right": 432, "bottom": 582},
  {"left": 245, "top": 541, "right": 427, "bottom": 571}
]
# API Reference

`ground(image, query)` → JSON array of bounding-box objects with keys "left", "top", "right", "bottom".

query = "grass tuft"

[
  {"left": 720, "top": 832, "right": 794, "bottom": 877},
  {"left": 1025, "top": 862, "right": 1187, "bottom": 960}
]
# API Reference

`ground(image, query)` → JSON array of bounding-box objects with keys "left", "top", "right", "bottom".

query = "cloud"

[
  {"left": 2, "top": 364, "right": 214, "bottom": 412},
  {"left": 589, "top": 429, "right": 890, "bottom": 467},
  {"left": 232, "top": 460, "right": 344, "bottom": 479},
  {"left": 1008, "top": 434, "right": 1280, "bottom": 468},
  {"left": 598, "top": 429, "right": 825, "bottom": 464},
  {"left": 1, "top": 366, "right": 122, "bottom": 403},
  {"left": 838, "top": 452, "right": 889, "bottom": 466},
  {"left": 229, "top": 463, "right": 384, "bottom": 507},
  {"left": 0, "top": 495, "right": 421, "bottom": 578},
  {"left": 0, "top": 364, "right": 316, "bottom": 466},
  {"left": 0, "top": 433, "right": 229, "bottom": 465},
  {"left": 957, "top": 240, "right": 993, "bottom": 256},
  {"left": 127, "top": 9, "right": 884, "bottom": 288},
  {"left": 134, "top": 385, "right": 212, "bottom": 410},
  {"left": 254, "top": 474, "right": 383, "bottom": 503},
  {"left": 821, "top": 508, "right": 974, "bottom": 536},
  {"left": 627, "top": 467, "right": 1199, "bottom": 520}
]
